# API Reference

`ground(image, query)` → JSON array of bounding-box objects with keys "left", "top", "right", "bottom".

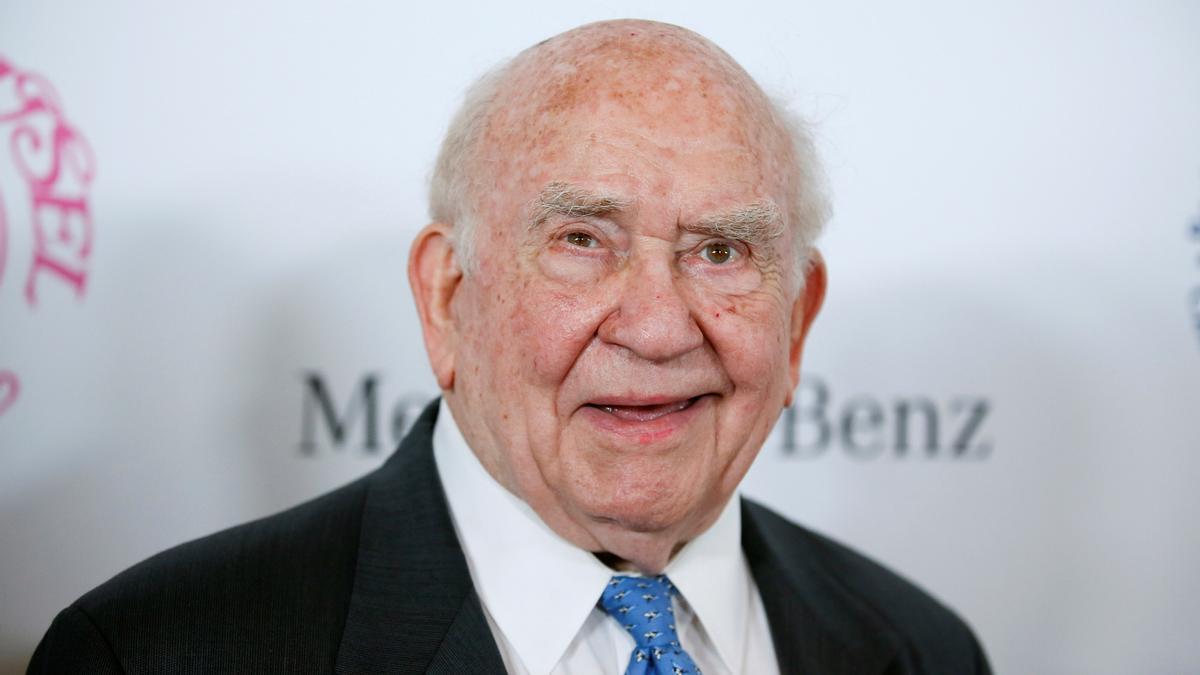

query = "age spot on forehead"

[{"left": 499, "top": 25, "right": 772, "bottom": 136}]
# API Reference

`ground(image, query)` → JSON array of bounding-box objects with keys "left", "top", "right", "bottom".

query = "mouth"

[
  {"left": 578, "top": 394, "right": 711, "bottom": 442},
  {"left": 585, "top": 396, "right": 702, "bottom": 422}
]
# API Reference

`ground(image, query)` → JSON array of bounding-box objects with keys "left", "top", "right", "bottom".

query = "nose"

[{"left": 596, "top": 257, "right": 704, "bottom": 362}]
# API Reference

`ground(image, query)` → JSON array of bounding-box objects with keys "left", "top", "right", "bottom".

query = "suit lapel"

[
  {"left": 335, "top": 402, "right": 505, "bottom": 674},
  {"left": 741, "top": 499, "right": 901, "bottom": 675}
]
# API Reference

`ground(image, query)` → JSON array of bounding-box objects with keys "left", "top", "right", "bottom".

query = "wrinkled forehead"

[{"left": 477, "top": 23, "right": 794, "bottom": 198}]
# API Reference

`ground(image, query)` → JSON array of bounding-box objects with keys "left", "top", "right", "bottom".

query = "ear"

[
  {"left": 408, "top": 223, "right": 462, "bottom": 391},
  {"left": 784, "top": 250, "right": 827, "bottom": 407}
]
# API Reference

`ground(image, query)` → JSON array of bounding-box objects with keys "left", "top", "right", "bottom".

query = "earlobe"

[
  {"left": 408, "top": 223, "right": 463, "bottom": 391},
  {"left": 784, "top": 251, "right": 827, "bottom": 407}
]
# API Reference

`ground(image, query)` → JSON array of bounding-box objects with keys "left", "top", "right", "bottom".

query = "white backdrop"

[{"left": 2, "top": 2, "right": 1199, "bottom": 673}]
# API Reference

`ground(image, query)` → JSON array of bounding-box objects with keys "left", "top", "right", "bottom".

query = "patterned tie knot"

[{"left": 599, "top": 575, "right": 700, "bottom": 675}]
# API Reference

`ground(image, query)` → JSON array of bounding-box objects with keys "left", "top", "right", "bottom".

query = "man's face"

[{"left": 422, "top": 36, "right": 824, "bottom": 567}]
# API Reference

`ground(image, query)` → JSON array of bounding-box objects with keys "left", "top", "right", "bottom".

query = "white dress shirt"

[{"left": 432, "top": 400, "right": 780, "bottom": 675}]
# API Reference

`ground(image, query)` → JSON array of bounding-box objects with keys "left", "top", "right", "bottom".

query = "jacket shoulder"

[
  {"left": 742, "top": 499, "right": 991, "bottom": 674},
  {"left": 30, "top": 476, "right": 371, "bottom": 674}
]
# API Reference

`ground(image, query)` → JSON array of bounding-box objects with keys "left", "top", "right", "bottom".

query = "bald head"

[
  {"left": 490, "top": 21, "right": 781, "bottom": 145},
  {"left": 429, "top": 20, "right": 828, "bottom": 278}
]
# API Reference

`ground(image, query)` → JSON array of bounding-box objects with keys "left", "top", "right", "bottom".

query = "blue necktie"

[{"left": 599, "top": 574, "right": 702, "bottom": 675}]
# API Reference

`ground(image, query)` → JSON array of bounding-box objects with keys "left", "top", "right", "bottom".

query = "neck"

[{"left": 593, "top": 542, "right": 688, "bottom": 574}]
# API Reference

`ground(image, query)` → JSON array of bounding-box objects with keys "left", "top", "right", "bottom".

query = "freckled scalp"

[{"left": 490, "top": 21, "right": 786, "bottom": 163}]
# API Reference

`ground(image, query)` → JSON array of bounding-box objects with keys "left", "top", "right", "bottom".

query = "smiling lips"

[{"left": 586, "top": 396, "right": 702, "bottom": 422}]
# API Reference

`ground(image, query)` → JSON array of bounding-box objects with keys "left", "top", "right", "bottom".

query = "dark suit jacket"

[{"left": 30, "top": 402, "right": 990, "bottom": 674}]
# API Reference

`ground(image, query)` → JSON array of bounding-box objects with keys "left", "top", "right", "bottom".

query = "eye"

[
  {"left": 564, "top": 231, "right": 599, "bottom": 248},
  {"left": 701, "top": 242, "right": 736, "bottom": 264}
]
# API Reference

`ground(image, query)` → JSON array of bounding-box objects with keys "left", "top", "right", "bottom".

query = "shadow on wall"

[
  {"left": 3, "top": 213, "right": 427, "bottom": 662},
  {"left": 232, "top": 225, "right": 431, "bottom": 517},
  {"left": 800, "top": 256, "right": 1198, "bottom": 673},
  {"left": 0, "top": 209, "right": 263, "bottom": 664}
]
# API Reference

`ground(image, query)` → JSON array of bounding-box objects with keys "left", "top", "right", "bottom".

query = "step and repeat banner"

[{"left": 2, "top": 2, "right": 1198, "bottom": 673}]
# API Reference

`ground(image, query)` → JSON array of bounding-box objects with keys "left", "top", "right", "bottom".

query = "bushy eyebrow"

[
  {"left": 528, "top": 181, "right": 785, "bottom": 247},
  {"left": 685, "top": 200, "right": 785, "bottom": 247},
  {"left": 529, "top": 182, "right": 631, "bottom": 229}
]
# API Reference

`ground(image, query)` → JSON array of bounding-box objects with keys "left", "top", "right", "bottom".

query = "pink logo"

[
  {"left": 0, "top": 55, "right": 95, "bottom": 419},
  {"left": 0, "top": 54, "right": 96, "bottom": 305}
]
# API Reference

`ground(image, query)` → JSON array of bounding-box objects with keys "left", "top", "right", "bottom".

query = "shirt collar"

[
  {"left": 665, "top": 489, "right": 747, "bottom": 672},
  {"left": 432, "top": 399, "right": 748, "bottom": 674}
]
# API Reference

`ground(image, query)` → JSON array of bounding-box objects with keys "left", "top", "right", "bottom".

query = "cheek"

[
  {"left": 500, "top": 280, "right": 613, "bottom": 384},
  {"left": 700, "top": 294, "right": 792, "bottom": 388}
]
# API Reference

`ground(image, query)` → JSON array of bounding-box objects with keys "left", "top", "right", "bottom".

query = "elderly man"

[{"left": 31, "top": 19, "right": 989, "bottom": 675}]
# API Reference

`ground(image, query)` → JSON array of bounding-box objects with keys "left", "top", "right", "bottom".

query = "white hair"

[
  {"left": 766, "top": 95, "right": 831, "bottom": 287},
  {"left": 428, "top": 60, "right": 515, "bottom": 272},
  {"left": 428, "top": 61, "right": 831, "bottom": 289}
]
